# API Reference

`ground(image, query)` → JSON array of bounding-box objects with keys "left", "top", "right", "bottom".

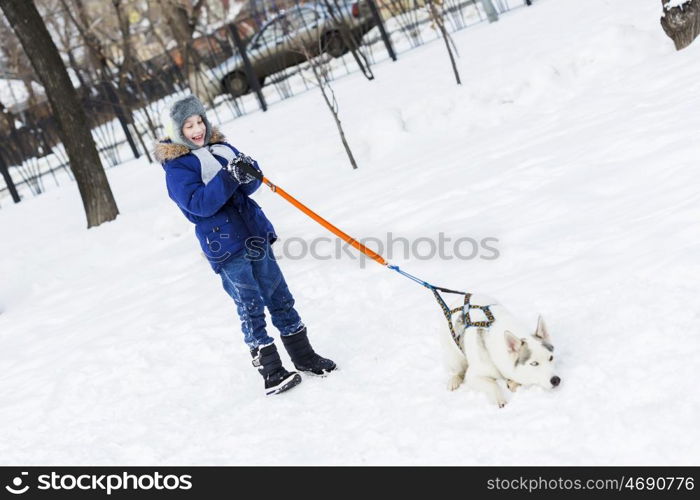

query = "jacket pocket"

[
  {"left": 196, "top": 214, "right": 241, "bottom": 261},
  {"left": 195, "top": 213, "right": 230, "bottom": 237}
]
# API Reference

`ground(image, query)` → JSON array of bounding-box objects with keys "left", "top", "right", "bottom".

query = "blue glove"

[{"left": 225, "top": 153, "right": 259, "bottom": 184}]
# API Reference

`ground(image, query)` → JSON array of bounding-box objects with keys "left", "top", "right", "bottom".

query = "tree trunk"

[
  {"left": 0, "top": 0, "right": 119, "bottom": 227},
  {"left": 0, "top": 151, "right": 21, "bottom": 203},
  {"left": 427, "top": 0, "right": 461, "bottom": 85},
  {"left": 661, "top": 0, "right": 700, "bottom": 50},
  {"left": 296, "top": 44, "right": 358, "bottom": 170}
]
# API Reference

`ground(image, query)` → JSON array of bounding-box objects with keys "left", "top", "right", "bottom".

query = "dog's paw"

[
  {"left": 447, "top": 374, "right": 464, "bottom": 391},
  {"left": 491, "top": 392, "right": 508, "bottom": 408},
  {"left": 506, "top": 379, "right": 521, "bottom": 393}
]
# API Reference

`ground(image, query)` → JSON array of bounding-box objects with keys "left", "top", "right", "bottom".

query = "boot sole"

[
  {"left": 297, "top": 365, "right": 338, "bottom": 377},
  {"left": 265, "top": 372, "right": 302, "bottom": 396}
]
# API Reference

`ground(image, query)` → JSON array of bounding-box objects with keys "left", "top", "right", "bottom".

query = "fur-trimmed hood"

[{"left": 153, "top": 127, "right": 226, "bottom": 164}]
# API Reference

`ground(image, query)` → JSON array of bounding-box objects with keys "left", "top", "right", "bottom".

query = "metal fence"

[{"left": 0, "top": 0, "right": 533, "bottom": 207}]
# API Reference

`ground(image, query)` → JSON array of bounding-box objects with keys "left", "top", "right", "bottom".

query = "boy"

[{"left": 154, "top": 95, "right": 335, "bottom": 395}]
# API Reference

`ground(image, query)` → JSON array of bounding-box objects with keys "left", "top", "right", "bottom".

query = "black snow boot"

[
  {"left": 251, "top": 343, "right": 301, "bottom": 396},
  {"left": 281, "top": 327, "right": 337, "bottom": 376}
]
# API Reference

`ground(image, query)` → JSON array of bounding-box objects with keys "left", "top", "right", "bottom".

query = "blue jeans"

[{"left": 219, "top": 242, "right": 304, "bottom": 349}]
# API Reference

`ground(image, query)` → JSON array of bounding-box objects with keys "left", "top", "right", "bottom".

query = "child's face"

[{"left": 182, "top": 115, "right": 206, "bottom": 147}]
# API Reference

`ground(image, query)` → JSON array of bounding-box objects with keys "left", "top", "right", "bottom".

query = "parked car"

[{"left": 207, "top": 1, "right": 376, "bottom": 97}]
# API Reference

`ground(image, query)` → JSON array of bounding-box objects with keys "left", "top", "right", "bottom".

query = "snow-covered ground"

[{"left": 1, "top": 0, "right": 699, "bottom": 465}]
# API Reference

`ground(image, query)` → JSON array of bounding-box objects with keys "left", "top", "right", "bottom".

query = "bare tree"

[
  {"left": 661, "top": 0, "right": 700, "bottom": 50},
  {"left": 155, "top": 0, "right": 216, "bottom": 102},
  {"left": 61, "top": 0, "right": 112, "bottom": 79},
  {"left": 0, "top": 16, "right": 41, "bottom": 107},
  {"left": 57, "top": 0, "right": 145, "bottom": 159},
  {"left": 322, "top": 0, "right": 374, "bottom": 81},
  {"left": 111, "top": 0, "right": 136, "bottom": 90},
  {"left": 292, "top": 41, "right": 358, "bottom": 170},
  {"left": 0, "top": 0, "right": 119, "bottom": 227},
  {"left": 426, "top": 0, "right": 461, "bottom": 84},
  {"left": 0, "top": 99, "right": 21, "bottom": 203}
]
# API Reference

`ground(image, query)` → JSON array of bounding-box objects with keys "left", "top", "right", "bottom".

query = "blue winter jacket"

[{"left": 154, "top": 128, "right": 277, "bottom": 273}]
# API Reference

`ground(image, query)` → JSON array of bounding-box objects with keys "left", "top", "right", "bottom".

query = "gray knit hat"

[{"left": 162, "top": 95, "right": 212, "bottom": 149}]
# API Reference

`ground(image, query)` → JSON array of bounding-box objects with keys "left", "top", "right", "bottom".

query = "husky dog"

[{"left": 440, "top": 294, "right": 561, "bottom": 408}]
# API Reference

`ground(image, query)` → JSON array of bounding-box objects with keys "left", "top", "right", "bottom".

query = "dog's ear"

[
  {"left": 504, "top": 330, "right": 522, "bottom": 355},
  {"left": 534, "top": 315, "right": 550, "bottom": 342}
]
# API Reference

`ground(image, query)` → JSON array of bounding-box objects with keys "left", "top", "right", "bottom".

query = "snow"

[
  {"left": 1, "top": 0, "right": 699, "bottom": 465},
  {"left": 665, "top": 0, "right": 692, "bottom": 9}
]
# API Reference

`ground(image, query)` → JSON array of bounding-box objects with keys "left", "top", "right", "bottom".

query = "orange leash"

[
  {"left": 259, "top": 175, "right": 387, "bottom": 266},
  {"left": 237, "top": 161, "right": 476, "bottom": 349}
]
